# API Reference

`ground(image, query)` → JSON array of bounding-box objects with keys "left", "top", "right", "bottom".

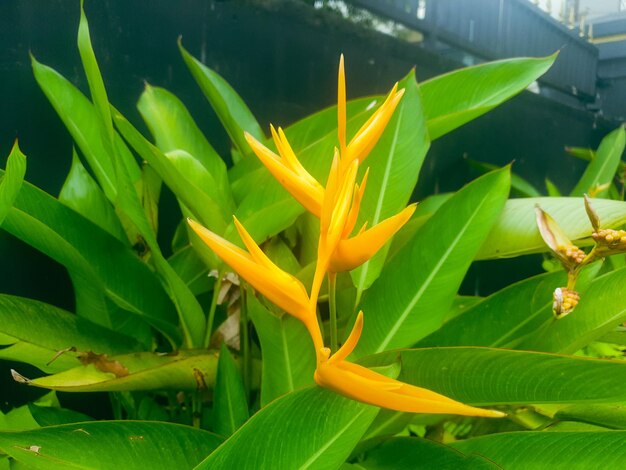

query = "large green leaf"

[
  {"left": 518, "top": 266, "right": 626, "bottom": 354},
  {"left": 0, "top": 141, "right": 26, "bottom": 225},
  {"left": 13, "top": 350, "right": 218, "bottom": 392},
  {"left": 247, "top": 294, "right": 316, "bottom": 406},
  {"left": 476, "top": 197, "right": 626, "bottom": 259},
  {"left": 354, "top": 169, "right": 511, "bottom": 356},
  {"left": 359, "top": 437, "right": 496, "bottom": 469},
  {"left": 418, "top": 264, "right": 600, "bottom": 349},
  {"left": 212, "top": 344, "right": 249, "bottom": 437},
  {"left": 571, "top": 126, "right": 626, "bottom": 197},
  {"left": 421, "top": 54, "right": 557, "bottom": 140},
  {"left": 362, "top": 348, "right": 626, "bottom": 405},
  {"left": 555, "top": 404, "right": 626, "bottom": 430},
  {"left": 0, "top": 294, "right": 140, "bottom": 373},
  {"left": 179, "top": 40, "right": 264, "bottom": 159},
  {"left": 137, "top": 84, "right": 231, "bottom": 206},
  {"left": 58, "top": 150, "right": 125, "bottom": 241},
  {"left": 196, "top": 387, "right": 378, "bottom": 470},
  {"left": 0, "top": 421, "right": 223, "bottom": 470},
  {"left": 113, "top": 110, "right": 228, "bottom": 233},
  {"left": 451, "top": 432, "right": 626, "bottom": 469},
  {"left": 351, "top": 70, "right": 430, "bottom": 298},
  {"left": 1, "top": 176, "right": 179, "bottom": 341}
]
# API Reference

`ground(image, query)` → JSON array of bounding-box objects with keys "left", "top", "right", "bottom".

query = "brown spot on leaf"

[{"left": 78, "top": 352, "right": 129, "bottom": 377}]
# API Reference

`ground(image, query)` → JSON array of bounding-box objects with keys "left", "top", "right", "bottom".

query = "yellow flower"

[
  {"left": 314, "top": 312, "right": 504, "bottom": 417},
  {"left": 244, "top": 126, "right": 324, "bottom": 217},
  {"left": 337, "top": 54, "right": 405, "bottom": 170},
  {"left": 187, "top": 217, "right": 310, "bottom": 322}
]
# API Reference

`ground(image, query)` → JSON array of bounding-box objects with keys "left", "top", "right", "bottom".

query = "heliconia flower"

[
  {"left": 330, "top": 203, "right": 417, "bottom": 272},
  {"left": 337, "top": 54, "right": 405, "bottom": 169},
  {"left": 187, "top": 217, "right": 311, "bottom": 322},
  {"left": 535, "top": 206, "right": 586, "bottom": 269},
  {"left": 314, "top": 312, "right": 505, "bottom": 417},
  {"left": 244, "top": 128, "right": 324, "bottom": 217}
]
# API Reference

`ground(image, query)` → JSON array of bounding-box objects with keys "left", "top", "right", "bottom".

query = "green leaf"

[
  {"left": 518, "top": 266, "right": 626, "bottom": 354},
  {"left": 354, "top": 169, "right": 511, "bottom": 356},
  {"left": 545, "top": 177, "right": 562, "bottom": 197},
  {"left": 351, "top": 70, "right": 430, "bottom": 298},
  {"left": 0, "top": 141, "right": 26, "bottom": 225},
  {"left": 113, "top": 110, "right": 228, "bottom": 233},
  {"left": 555, "top": 404, "right": 626, "bottom": 430},
  {"left": 28, "top": 404, "right": 93, "bottom": 427},
  {"left": 565, "top": 146, "right": 595, "bottom": 161},
  {"left": 0, "top": 294, "right": 141, "bottom": 373},
  {"left": 477, "top": 197, "right": 626, "bottom": 259},
  {"left": 1, "top": 176, "right": 180, "bottom": 343},
  {"left": 362, "top": 348, "right": 626, "bottom": 405},
  {"left": 179, "top": 40, "right": 263, "bottom": 159},
  {"left": 212, "top": 344, "right": 249, "bottom": 437},
  {"left": 571, "top": 126, "right": 625, "bottom": 197},
  {"left": 421, "top": 54, "right": 557, "bottom": 140},
  {"left": 13, "top": 350, "right": 218, "bottom": 392},
  {"left": 417, "top": 270, "right": 567, "bottom": 348},
  {"left": 359, "top": 437, "right": 497, "bottom": 469},
  {"left": 196, "top": 387, "right": 378, "bottom": 470},
  {"left": 247, "top": 294, "right": 316, "bottom": 406},
  {"left": 59, "top": 150, "right": 126, "bottom": 241},
  {"left": 137, "top": 84, "right": 232, "bottom": 208},
  {"left": 466, "top": 158, "right": 541, "bottom": 197},
  {"left": 0, "top": 421, "right": 223, "bottom": 470},
  {"left": 451, "top": 432, "right": 626, "bottom": 469}
]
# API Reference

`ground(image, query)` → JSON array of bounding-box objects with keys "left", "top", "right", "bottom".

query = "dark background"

[{"left": 0, "top": 0, "right": 618, "bottom": 412}]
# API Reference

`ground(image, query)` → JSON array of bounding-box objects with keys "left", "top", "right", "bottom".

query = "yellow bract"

[{"left": 188, "top": 56, "right": 503, "bottom": 418}]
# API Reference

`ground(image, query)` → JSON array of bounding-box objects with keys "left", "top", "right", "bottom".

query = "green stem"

[
  {"left": 328, "top": 273, "right": 338, "bottom": 353},
  {"left": 240, "top": 285, "right": 251, "bottom": 398},
  {"left": 191, "top": 393, "right": 202, "bottom": 428},
  {"left": 203, "top": 272, "right": 223, "bottom": 348}
]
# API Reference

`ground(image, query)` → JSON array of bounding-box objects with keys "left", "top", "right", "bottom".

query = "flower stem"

[
  {"left": 203, "top": 272, "right": 223, "bottom": 349},
  {"left": 240, "top": 285, "right": 251, "bottom": 398},
  {"left": 328, "top": 272, "right": 338, "bottom": 352}
]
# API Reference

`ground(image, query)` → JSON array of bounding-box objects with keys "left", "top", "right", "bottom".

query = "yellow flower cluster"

[{"left": 188, "top": 56, "right": 503, "bottom": 418}]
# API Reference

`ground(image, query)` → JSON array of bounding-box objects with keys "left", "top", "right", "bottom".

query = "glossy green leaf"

[
  {"left": 28, "top": 404, "right": 93, "bottom": 427},
  {"left": 113, "top": 110, "right": 227, "bottom": 234},
  {"left": 179, "top": 40, "right": 263, "bottom": 159},
  {"left": 0, "top": 294, "right": 140, "bottom": 373},
  {"left": 14, "top": 350, "right": 218, "bottom": 392},
  {"left": 351, "top": 70, "right": 430, "bottom": 298},
  {"left": 417, "top": 270, "right": 566, "bottom": 348},
  {"left": 212, "top": 344, "right": 249, "bottom": 437},
  {"left": 0, "top": 141, "right": 26, "bottom": 225},
  {"left": 0, "top": 406, "right": 39, "bottom": 432},
  {"left": 0, "top": 421, "right": 223, "bottom": 470},
  {"left": 571, "top": 126, "right": 625, "bottom": 197},
  {"left": 477, "top": 197, "right": 626, "bottom": 259},
  {"left": 451, "top": 432, "right": 626, "bottom": 469},
  {"left": 168, "top": 245, "right": 212, "bottom": 296},
  {"left": 545, "top": 177, "right": 562, "bottom": 197},
  {"left": 359, "top": 437, "right": 496, "bottom": 469},
  {"left": 138, "top": 84, "right": 232, "bottom": 208},
  {"left": 196, "top": 387, "right": 378, "bottom": 470},
  {"left": 354, "top": 169, "right": 511, "bottom": 356},
  {"left": 421, "top": 54, "right": 556, "bottom": 140},
  {"left": 247, "top": 294, "right": 316, "bottom": 406},
  {"left": 519, "top": 266, "right": 626, "bottom": 354},
  {"left": 466, "top": 158, "right": 541, "bottom": 197},
  {"left": 59, "top": 150, "right": 125, "bottom": 241},
  {"left": 140, "top": 163, "right": 162, "bottom": 235},
  {"left": 362, "top": 347, "right": 626, "bottom": 405},
  {"left": 0, "top": 175, "right": 180, "bottom": 342}
]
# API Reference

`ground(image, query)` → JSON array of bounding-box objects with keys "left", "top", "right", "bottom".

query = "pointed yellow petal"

[
  {"left": 188, "top": 218, "right": 310, "bottom": 320},
  {"left": 327, "top": 159, "right": 358, "bottom": 248},
  {"left": 342, "top": 168, "right": 369, "bottom": 238},
  {"left": 232, "top": 216, "right": 273, "bottom": 269},
  {"left": 345, "top": 87, "right": 404, "bottom": 165},
  {"left": 328, "top": 311, "right": 363, "bottom": 364},
  {"left": 245, "top": 132, "right": 323, "bottom": 217},
  {"left": 330, "top": 203, "right": 417, "bottom": 272},
  {"left": 314, "top": 360, "right": 504, "bottom": 417},
  {"left": 338, "top": 54, "right": 347, "bottom": 154}
]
